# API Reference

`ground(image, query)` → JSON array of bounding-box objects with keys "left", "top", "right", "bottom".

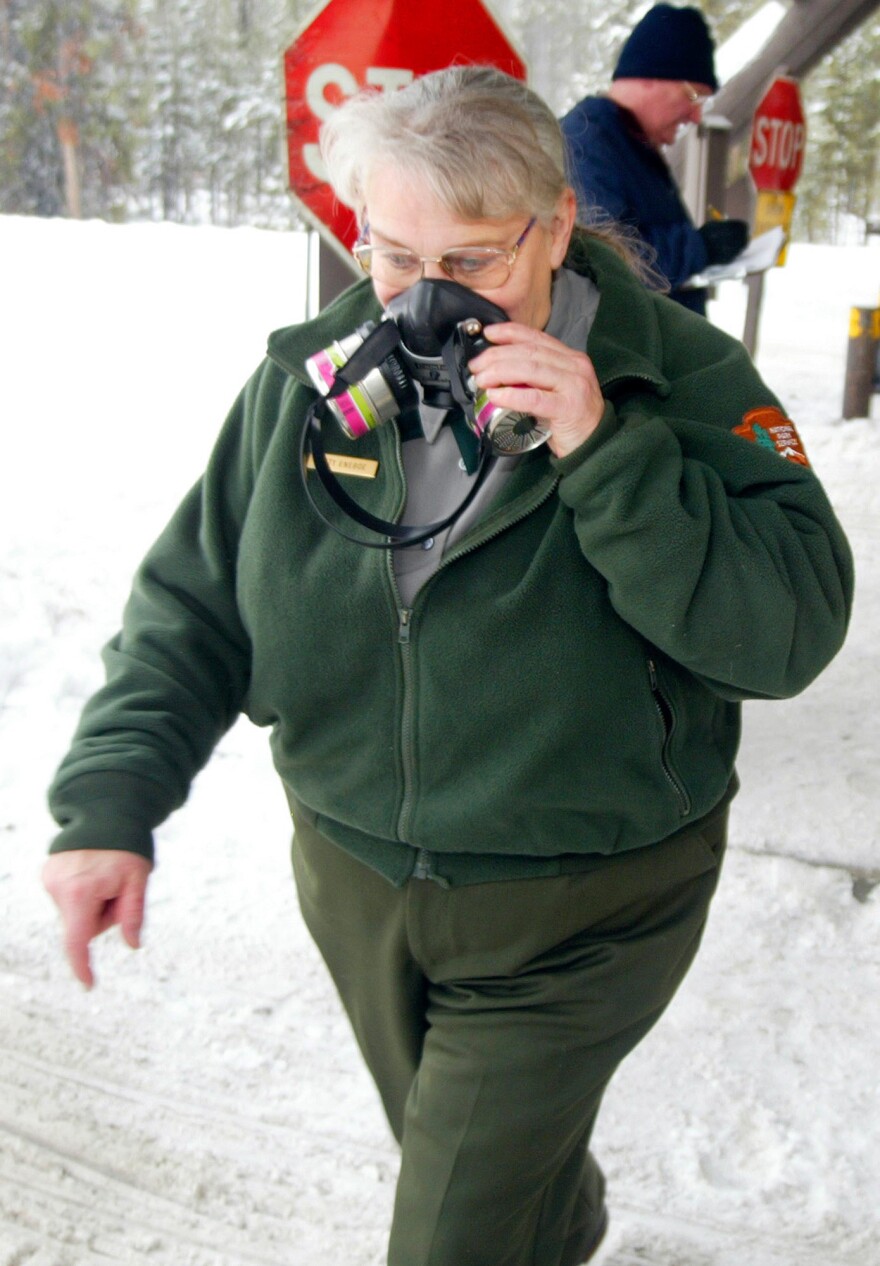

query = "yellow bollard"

[{"left": 842, "top": 306, "right": 880, "bottom": 418}]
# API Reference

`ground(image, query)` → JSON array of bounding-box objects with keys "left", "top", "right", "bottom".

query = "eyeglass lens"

[{"left": 357, "top": 247, "right": 512, "bottom": 287}]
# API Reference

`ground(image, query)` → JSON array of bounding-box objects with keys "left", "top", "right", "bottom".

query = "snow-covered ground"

[{"left": 1, "top": 215, "right": 878, "bottom": 1265}]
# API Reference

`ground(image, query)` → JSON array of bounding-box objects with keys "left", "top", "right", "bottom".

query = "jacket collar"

[
  {"left": 564, "top": 230, "right": 670, "bottom": 399},
  {"left": 267, "top": 277, "right": 381, "bottom": 382}
]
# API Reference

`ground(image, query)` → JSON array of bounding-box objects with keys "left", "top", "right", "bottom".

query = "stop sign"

[
  {"left": 284, "top": 0, "right": 526, "bottom": 258},
  {"left": 749, "top": 76, "right": 806, "bottom": 193}
]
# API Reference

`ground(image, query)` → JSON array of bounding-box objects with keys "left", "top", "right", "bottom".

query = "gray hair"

[{"left": 319, "top": 65, "right": 569, "bottom": 226}]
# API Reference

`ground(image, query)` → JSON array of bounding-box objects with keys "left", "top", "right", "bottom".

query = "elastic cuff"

[
  {"left": 551, "top": 399, "right": 619, "bottom": 475},
  {"left": 48, "top": 771, "right": 169, "bottom": 861}
]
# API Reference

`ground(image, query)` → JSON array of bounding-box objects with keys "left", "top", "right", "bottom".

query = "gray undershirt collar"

[{"left": 392, "top": 267, "right": 600, "bottom": 605}]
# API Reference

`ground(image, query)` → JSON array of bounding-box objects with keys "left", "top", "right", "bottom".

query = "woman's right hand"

[
  {"left": 42, "top": 849, "right": 153, "bottom": 989},
  {"left": 469, "top": 322, "right": 606, "bottom": 459}
]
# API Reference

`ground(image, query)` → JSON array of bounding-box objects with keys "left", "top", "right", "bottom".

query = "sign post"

[
  {"left": 742, "top": 74, "right": 806, "bottom": 356},
  {"left": 284, "top": 0, "right": 526, "bottom": 309}
]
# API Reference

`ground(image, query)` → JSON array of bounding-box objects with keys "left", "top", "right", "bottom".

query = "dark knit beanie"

[{"left": 613, "top": 4, "right": 718, "bottom": 92}]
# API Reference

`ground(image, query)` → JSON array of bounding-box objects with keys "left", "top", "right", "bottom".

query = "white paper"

[{"left": 685, "top": 225, "right": 786, "bottom": 287}]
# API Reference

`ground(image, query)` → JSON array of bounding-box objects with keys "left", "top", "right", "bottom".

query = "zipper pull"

[
  {"left": 398, "top": 608, "right": 412, "bottom": 643},
  {"left": 412, "top": 848, "right": 450, "bottom": 888}
]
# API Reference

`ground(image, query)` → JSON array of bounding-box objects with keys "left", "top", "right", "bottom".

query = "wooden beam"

[{"left": 714, "top": 0, "right": 880, "bottom": 145}]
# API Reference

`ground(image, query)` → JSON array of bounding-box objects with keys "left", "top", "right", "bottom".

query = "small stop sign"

[
  {"left": 284, "top": 0, "right": 526, "bottom": 258},
  {"left": 749, "top": 76, "right": 806, "bottom": 193}
]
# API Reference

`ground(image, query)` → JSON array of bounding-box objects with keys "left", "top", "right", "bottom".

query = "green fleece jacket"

[{"left": 48, "top": 234, "right": 853, "bottom": 885}]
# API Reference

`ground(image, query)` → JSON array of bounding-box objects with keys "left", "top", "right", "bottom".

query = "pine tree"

[
  {"left": 795, "top": 15, "right": 880, "bottom": 242},
  {"left": 1, "top": 0, "right": 877, "bottom": 240},
  {"left": 0, "top": 1, "right": 143, "bottom": 218}
]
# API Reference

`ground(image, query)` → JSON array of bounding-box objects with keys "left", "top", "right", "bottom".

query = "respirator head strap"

[
  {"left": 300, "top": 396, "right": 493, "bottom": 550},
  {"left": 325, "top": 317, "right": 403, "bottom": 397},
  {"left": 442, "top": 324, "right": 483, "bottom": 417}
]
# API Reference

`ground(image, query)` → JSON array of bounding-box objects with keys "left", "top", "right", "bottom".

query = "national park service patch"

[{"left": 732, "top": 406, "right": 810, "bottom": 466}]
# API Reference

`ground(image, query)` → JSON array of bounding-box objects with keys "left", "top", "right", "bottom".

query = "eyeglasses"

[
  {"left": 681, "top": 82, "right": 714, "bottom": 109},
  {"left": 353, "top": 217, "right": 537, "bottom": 290}
]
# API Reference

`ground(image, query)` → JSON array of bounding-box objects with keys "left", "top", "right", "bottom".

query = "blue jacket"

[{"left": 561, "top": 96, "right": 709, "bottom": 314}]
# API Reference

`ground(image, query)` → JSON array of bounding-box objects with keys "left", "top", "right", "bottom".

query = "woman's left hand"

[{"left": 468, "top": 323, "right": 605, "bottom": 459}]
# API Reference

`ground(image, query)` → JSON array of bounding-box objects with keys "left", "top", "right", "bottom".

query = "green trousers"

[{"left": 291, "top": 803, "right": 727, "bottom": 1266}]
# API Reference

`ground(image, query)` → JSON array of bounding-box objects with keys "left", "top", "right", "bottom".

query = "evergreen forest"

[{"left": 1, "top": 0, "right": 877, "bottom": 243}]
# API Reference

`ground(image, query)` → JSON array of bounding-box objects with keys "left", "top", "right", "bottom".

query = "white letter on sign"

[
  {"left": 302, "top": 65, "right": 414, "bottom": 182},
  {"left": 366, "top": 67, "right": 414, "bottom": 91},
  {"left": 306, "top": 62, "right": 358, "bottom": 119},
  {"left": 791, "top": 123, "right": 805, "bottom": 169},
  {"left": 752, "top": 117, "right": 768, "bottom": 167},
  {"left": 779, "top": 121, "right": 796, "bottom": 168},
  {"left": 303, "top": 63, "right": 358, "bottom": 180}
]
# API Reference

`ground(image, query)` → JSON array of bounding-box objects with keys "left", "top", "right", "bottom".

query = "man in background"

[{"left": 561, "top": 3, "right": 749, "bottom": 315}]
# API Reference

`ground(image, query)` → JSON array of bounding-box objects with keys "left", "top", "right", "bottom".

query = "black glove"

[{"left": 698, "top": 219, "right": 749, "bottom": 265}]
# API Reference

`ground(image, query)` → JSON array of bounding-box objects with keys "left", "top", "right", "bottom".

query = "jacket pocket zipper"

[{"left": 648, "top": 658, "right": 691, "bottom": 816}]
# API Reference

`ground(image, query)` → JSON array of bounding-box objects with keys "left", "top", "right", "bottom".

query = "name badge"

[{"left": 305, "top": 454, "right": 379, "bottom": 479}]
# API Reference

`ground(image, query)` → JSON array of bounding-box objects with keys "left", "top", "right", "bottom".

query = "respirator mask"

[{"left": 300, "top": 279, "right": 550, "bottom": 549}]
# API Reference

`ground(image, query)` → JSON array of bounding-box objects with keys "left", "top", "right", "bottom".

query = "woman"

[{"left": 43, "top": 67, "right": 852, "bottom": 1266}]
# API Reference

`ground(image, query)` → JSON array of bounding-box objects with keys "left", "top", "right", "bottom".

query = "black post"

[
  {"left": 842, "top": 306, "right": 880, "bottom": 419},
  {"left": 319, "top": 237, "right": 359, "bottom": 311},
  {"left": 742, "top": 272, "right": 765, "bottom": 359}
]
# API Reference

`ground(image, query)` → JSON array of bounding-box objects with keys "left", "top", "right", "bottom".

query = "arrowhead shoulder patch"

[{"left": 732, "top": 406, "right": 810, "bottom": 466}]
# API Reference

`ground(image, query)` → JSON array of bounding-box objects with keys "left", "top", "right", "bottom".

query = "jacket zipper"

[
  {"left": 396, "top": 605, "right": 418, "bottom": 841},
  {"left": 412, "top": 847, "right": 451, "bottom": 887},
  {"left": 386, "top": 417, "right": 419, "bottom": 847},
  {"left": 388, "top": 464, "right": 558, "bottom": 845},
  {"left": 647, "top": 658, "right": 691, "bottom": 816},
  {"left": 439, "top": 474, "right": 560, "bottom": 568},
  {"left": 392, "top": 607, "right": 450, "bottom": 887}
]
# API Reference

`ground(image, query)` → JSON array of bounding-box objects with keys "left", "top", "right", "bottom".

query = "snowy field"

[{"left": 1, "top": 214, "right": 879, "bottom": 1265}]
